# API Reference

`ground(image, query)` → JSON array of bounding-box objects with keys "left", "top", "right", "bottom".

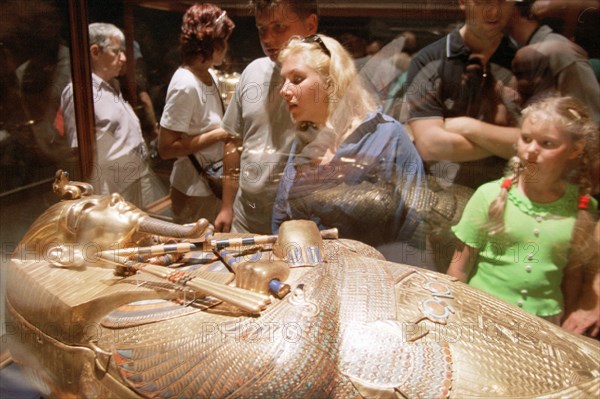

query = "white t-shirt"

[
  {"left": 221, "top": 57, "right": 297, "bottom": 234},
  {"left": 160, "top": 67, "right": 224, "bottom": 196}
]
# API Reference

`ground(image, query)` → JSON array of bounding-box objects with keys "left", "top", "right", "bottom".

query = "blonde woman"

[{"left": 272, "top": 34, "right": 426, "bottom": 250}]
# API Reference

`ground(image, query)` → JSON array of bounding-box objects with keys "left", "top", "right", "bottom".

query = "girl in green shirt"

[{"left": 447, "top": 96, "right": 598, "bottom": 327}]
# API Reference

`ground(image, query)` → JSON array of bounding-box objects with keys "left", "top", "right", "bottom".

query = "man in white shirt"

[{"left": 61, "top": 23, "right": 165, "bottom": 208}]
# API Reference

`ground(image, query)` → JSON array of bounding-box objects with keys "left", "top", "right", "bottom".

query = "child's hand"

[{"left": 562, "top": 309, "right": 600, "bottom": 337}]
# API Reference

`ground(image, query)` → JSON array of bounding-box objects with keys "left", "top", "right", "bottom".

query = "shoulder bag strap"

[
  {"left": 188, "top": 153, "right": 206, "bottom": 176},
  {"left": 189, "top": 71, "right": 225, "bottom": 174}
]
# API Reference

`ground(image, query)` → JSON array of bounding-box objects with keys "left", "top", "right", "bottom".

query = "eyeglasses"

[
  {"left": 302, "top": 34, "right": 331, "bottom": 58},
  {"left": 103, "top": 45, "right": 125, "bottom": 56}
]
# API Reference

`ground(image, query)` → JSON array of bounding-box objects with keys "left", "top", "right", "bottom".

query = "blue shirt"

[{"left": 272, "top": 111, "right": 426, "bottom": 247}]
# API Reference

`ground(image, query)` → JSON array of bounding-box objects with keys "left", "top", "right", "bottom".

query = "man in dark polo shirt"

[{"left": 402, "top": 0, "right": 521, "bottom": 189}]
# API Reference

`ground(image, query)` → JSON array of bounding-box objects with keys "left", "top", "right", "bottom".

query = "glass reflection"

[{"left": 0, "top": 0, "right": 75, "bottom": 193}]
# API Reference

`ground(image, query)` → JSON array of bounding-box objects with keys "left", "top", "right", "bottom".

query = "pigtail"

[
  {"left": 558, "top": 96, "right": 599, "bottom": 276},
  {"left": 568, "top": 133, "right": 599, "bottom": 274},
  {"left": 485, "top": 156, "right": 521, "bottom": 236}
]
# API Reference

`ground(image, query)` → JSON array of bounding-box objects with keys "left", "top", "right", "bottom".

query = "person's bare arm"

[
  {"left": 562, "top": 269, "right": 600, "bottom": 337},
  {"left": 447, "top": 242, "right": 479, "bottom": 283},
  {"left": 214, "top": 138, "right": 241, "bottom": 232},
  {"left": 532, "top": 0, "right": 599, "bottom": 18},
  {"left": 532, "top": 0, "right": 600, "bottom": 39},
  {"left": 138, "top": 91, "right": 160, "bottom": 141},
  {"left": 562, "top": 219, "right": 600, "bottom": 337},
  {"left": 561, "top": 263, "right": 585, "bottom": 317},
  {"left": 157, "top": 126, "right": 230, "bottom": 160},
  {"left": 444, "top": 117, "right": 519, "bottom": 160},
  {"left": 409, "top": 118, "right": 492, "bottom": 162}
]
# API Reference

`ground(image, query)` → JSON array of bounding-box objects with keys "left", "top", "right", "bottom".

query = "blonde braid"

[
  {"left": 569, "top": 142, "right": 598, "bottom": 273},
  {"left": 486, "top": 156, "right": 522, "bottom": 236}
]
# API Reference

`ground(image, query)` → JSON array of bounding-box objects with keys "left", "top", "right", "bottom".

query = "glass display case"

[{"left": 1, "top": 1, "right": 598, "bottom": 395}]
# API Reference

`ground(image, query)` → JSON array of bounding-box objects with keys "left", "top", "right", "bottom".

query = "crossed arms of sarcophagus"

[{"left": 29, "top": 170, "right": 339, "bottom": 314}]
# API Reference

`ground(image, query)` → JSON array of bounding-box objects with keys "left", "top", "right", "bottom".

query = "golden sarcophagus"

[{"left": 4, "top": 171, "right": 599, "bottom": 398}]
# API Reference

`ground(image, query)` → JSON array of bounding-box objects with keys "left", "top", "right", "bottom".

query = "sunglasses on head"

[{"left": 302, "top": 34, "right": 331, "bottom": 57}]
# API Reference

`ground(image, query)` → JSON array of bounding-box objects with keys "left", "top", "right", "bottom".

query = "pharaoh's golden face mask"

[{"left": 61, "top": 193, "right": 145, "bottom": 249}]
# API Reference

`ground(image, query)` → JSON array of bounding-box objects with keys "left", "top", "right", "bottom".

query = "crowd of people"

[{"left": 53, "top": 0, "right": 600, "bottom": 337}]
